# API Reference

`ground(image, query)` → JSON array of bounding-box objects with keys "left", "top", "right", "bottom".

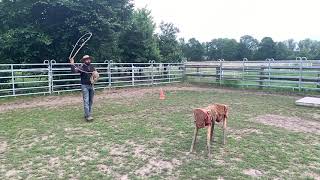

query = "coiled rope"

[{"left": 69, "top": 32, "right": 94, "bottom": 74}]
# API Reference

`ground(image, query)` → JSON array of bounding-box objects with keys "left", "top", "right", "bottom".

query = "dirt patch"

[
  {"left": 97, "top": 164, "right": 128, "bottom": 179},
  {"left": 15, "top": 132, "right": 56, "bottom": 151},
  {"left": 229, "top": 128, "right": 263, "bottom": 140},
  {"left": 5, "top": 169, "right": 20, "bottom": 178},
  {"left": 109, "top": 144, "right": 129, "bottom": 157},
  {"left": 304, "top": 172, "right": 320, "bottom": 180},
  {"left": 126, "top": 140, "right": 159, "bottom": 161},
  {"left": 97, "top": 164, "right": 112, "bottom": 174},
  {"left": 105, "top": 140, "right": 182, "bottom": 178},
  {"left": 0, "top": 85, "right": 217, "bottom": 113},
  {"left": 135, "top": 157, "right": 181, "bottom": 177},
  {"left": 48, "top": 157, "right": 61, "bottom": 168},
  {"left": 75, "top": 145, "right": 99, "bottom": 164},
  {"left": 312, "top": 113, "right": 320, "bottom": 120},
  {"left": 63, "top": 144, "right": 100, "bottom": 168},
  {"left": 149, "top": 138, "right": 165, "bottom": 145},
  {"left": 0, "top": 84, "right": 304, "bottom": 113},
  {"left": 243, "top": 169, "right": 264, "bottom": 177},
  {"left": 0, "top": 140, "right": 7, "bottom": 154},
  {"left": 254, "top": 114, "right": 320, "bottom": 135},
  {"left": 108, "top": 141, "right": 159, "bottom": 161},
  {"left": 17, "top": 128, "right": 37, "bottom": 138}
]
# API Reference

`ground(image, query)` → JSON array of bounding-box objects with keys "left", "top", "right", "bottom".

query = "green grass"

[
  {"left": 186, "top": 67, "right": 320, "bottom": 91},
  {"left": 187, "top": 75, "right": 320, "bottom": 93},
  {"left": 0, "top": 86, "right": 319, "bottom": 179}
]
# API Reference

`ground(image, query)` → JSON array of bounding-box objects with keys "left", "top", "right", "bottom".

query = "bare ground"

[
  {"left": 0, "top": 139, "right": 7, "bottom": 154},
  {"left": 228, "top": 127, "right": 263, "bottom": 140},
  {"left": 243, "top": 169, "right": 264, "bottom": 177},
  {"left": 254, "top": 114, "right": 320, "bottom": 135},
  {"left": 0, "top": 85, "right": 214, "bottom": 113},
  {"left": 0, "top": 84, "right": 302, "bottom": 113}
]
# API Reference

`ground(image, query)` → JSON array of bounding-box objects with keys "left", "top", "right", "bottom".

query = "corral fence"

[
  {"left": 0, "top": 61, "right": 184, "bottom": 98},
  {"left": 185, "top": 57, "right": 320, "bottom": 92},
  {"left": 1, "top": 58, "right": 320, "bottom": 98}
]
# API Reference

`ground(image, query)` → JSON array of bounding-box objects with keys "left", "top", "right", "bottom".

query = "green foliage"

[
  {"left": 119, "top": 8, "right": 160, "bottom": 63},
  {"left": 183, "top": 38, "right": 205, "bottom": 61},
  {"left": 297, "top": 39, "right": 320, "bottom": 59},
  {"left": 1, "top": 0, "right": 320, "bottom": 63},
  {"left": 239, "top": 35, "right": 259, "bottom": 59},
  {"left": 0, "top": 0, "right": 133, "bottom": 63},
  {"left": 206, "top": 38, "right": 240, "bottom": 60},
  {"left": 254, "top": 37, "right": 276, "bottom": 60},
  {"left": 275, "top": 42, "right": 291, "bottom": 60},
  {"left": 182, "top": 36, "right": 320, "bottom": 61},
  {"left": 158, "top": 22, "right": 183, "bottom": 63}
]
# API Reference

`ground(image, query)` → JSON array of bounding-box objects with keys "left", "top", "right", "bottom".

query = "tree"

[
  {"left": 184, "top": 38, "right": 205, "bottom": 61},
  {"left": 297, "top": 39, "right": 320, "bottom": 59},
  {"left": 158, "top": 22, "right": 183, "bottom": 63},
  {"left": 239, "top": 35, "right": 259, "bottom": 60},
  {"left": 206, "top": 38, "right": 239, "bottom": 60},
  {"left": 284, "top": 39, "right": 297, "bottom": 52},
  {"left": 275, "top": 42, "right": 290, "bottom": 60},
  {"left": 254, "top": 37, "right": 276, "bottom": 60},
  {"left": 283, "top": 39, "right": 297, "bottom": 59},
  {"left": 0, "top": 0, "right": 133, "bottom": 63},
  {"left": 119, "top": 8, "right": 160, "bottom": 63}
]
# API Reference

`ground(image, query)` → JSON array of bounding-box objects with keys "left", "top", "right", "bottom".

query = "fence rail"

[
  {"left": 0, "top": 62, "right": 184, "bottom": 98},
  {"left": 185, "top": 58, "right": 320, "bottom": 92},
  {"left": 1, "top": 58, "right": 320, "bottom": 98}
]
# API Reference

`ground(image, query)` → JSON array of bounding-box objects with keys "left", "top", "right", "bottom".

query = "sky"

[{"left": 134, "top": 0, "right": 320, "bottom": 42}]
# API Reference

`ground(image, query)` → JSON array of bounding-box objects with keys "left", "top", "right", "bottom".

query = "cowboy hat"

[{"left": 81, "top": 55, "right": 93, "bottom": 61}]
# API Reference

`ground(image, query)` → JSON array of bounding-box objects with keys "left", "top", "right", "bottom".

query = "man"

[{"left": 70, "top": 55, "right": 97, "bottom": 121}]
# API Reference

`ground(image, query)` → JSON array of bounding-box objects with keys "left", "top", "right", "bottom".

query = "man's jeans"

[{"left": 81, "top": 84, "right": 94, "bottom": 118}]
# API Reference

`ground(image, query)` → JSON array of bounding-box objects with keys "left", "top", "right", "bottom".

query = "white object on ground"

[{"left": 295, "top": 97, "right": 320, "bottom": 107}]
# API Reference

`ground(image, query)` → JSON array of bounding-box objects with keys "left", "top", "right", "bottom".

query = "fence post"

[
  {"left": 242, "top": 58, "right": 246, "bottom": 81},
  {"left": 268, "top": 58, "right": 271, "bottom": 88},
  {"left": 44, "top": 60, "right": 51, "bottom": 94},
  {"left": 151, "top": 60, "right": 154, "bottom": 86},
  {"left": 196, "top": 67, "right": 201, "bottom": 81},
  {"left": 11, "top": 64, "right": 15, "bottom": 96},
  {"left": 181, "top": 60, "right": 187, "bottom": 82},
  {"left": 299, "top": 57, "right": 303, "bottom": 91},
  {"left": 215, "top": 67, "right": 220, "bottom": 84},
  {"left": 317, "top": 73, "right": 320, "bottom": 88},
  {"left": 168, "top": 64, "right": 171, "bottom": 83},
  {"left": 242, "top": 58, "right": 248, "bottom": 88},
  {"left": 131, "top": 64, "right": 135, "bottom": 86},
  {"left": 219, "top": 59, "right": 223, "bottom": 86},
  {"left": 49, "top": 63, "right": 52, "bottom": 94},
  {"left": 50, "top": 60, "right": 56, "bottom": 93},
  {"left": 108, "top": 61, "right": 112, "bottom": 89},
  {"left": 259, "top": 66, "right": 265, "bottom": 89}
]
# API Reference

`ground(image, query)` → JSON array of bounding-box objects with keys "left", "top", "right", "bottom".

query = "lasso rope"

[
  {"left": 69, "top": 32, "right": 94, "bottom": 74},
  {"left": 69, "top": 32, "right": 93, "bottom": 60}
]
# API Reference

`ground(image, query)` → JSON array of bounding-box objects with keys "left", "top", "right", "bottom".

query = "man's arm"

[{"left": 70, "top": 58, "right": 80, "bottom": 73}]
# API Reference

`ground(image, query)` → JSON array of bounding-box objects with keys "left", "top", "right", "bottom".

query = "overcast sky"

[{"left": 134, "top": 0, "right": 320, "bottom": 42}]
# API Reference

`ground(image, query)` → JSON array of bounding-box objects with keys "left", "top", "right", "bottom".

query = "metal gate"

[{"left": 0, "top": 61, "right": 185, "bottom": 98}]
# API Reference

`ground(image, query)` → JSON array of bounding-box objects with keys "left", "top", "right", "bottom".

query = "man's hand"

[{"left": 69, "top": 58, "right": 75, "bottom": 64}]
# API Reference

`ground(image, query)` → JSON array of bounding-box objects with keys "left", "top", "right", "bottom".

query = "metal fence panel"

[
  {"left": 0, "top": 63, "right": 51, "bottom": 98},
  {"left": 0, "top": 62, "right": 184, "bottom": 98},
  {"left": 185, "top": 59, "right": 320, "bottom": 92}
]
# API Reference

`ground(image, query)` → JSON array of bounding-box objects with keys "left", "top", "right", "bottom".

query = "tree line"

[
  {"left": 182, "top": 36, "right": 320, "bottom": 61},
  {"left": 0, "top": 0, "right": 319, "bottom": 64}
]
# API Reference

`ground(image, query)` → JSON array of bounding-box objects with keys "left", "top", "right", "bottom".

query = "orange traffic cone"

[{"left": 159, "top": 88, "right": 165, "bottom": 100}]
